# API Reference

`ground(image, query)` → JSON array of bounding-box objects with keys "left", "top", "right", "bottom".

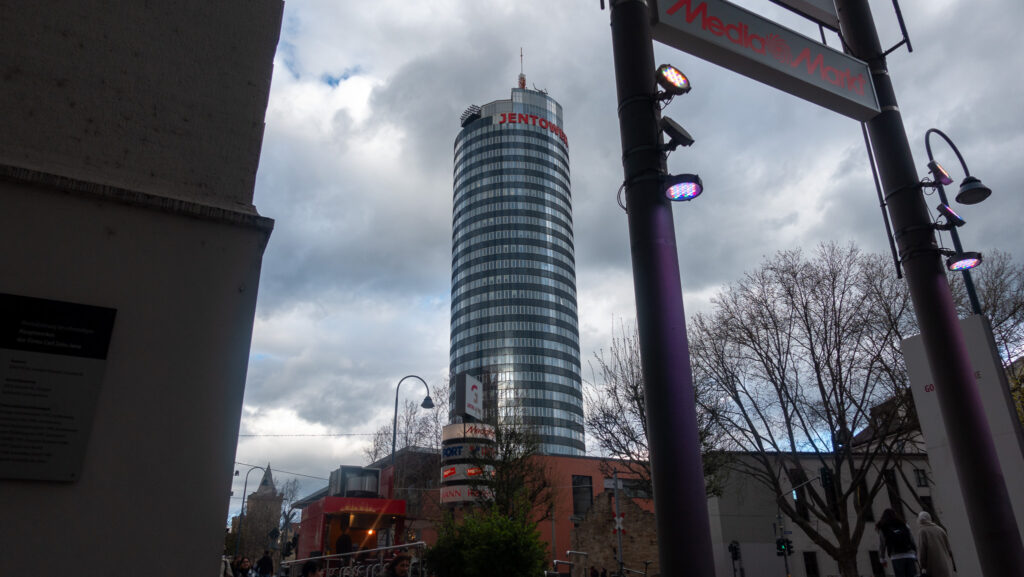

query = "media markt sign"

[{"left": 651, "top": 0, "right": 880, "bottom": 120}]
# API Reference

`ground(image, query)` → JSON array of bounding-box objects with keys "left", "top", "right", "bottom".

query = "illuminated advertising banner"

[
  {"left": 440, "top": 463, "right": 495, "bottom": 483},
  {"left": 440, "top": 484, "right": 494, "bottom": 504},
  {"left": 441, "top": 442, "right": 495, "bottom": 461},
  {"left": 651, "top": 0, "right": 879, "bottom": 120},
  {"left": 442, "top": 422, "right": 495, "bottom": 443}
]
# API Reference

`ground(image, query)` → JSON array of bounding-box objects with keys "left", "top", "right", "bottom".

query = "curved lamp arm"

[
  {"left": 925, "top": 127, "right": 973, "bottom": 176},
  {"left": 392, "top": 375, "right": 434, "bottom": 470}
]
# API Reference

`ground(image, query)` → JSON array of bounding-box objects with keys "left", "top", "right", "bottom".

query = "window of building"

[
  {"left": 803, "top": 551, "right": 820, "bottom": 577},
  {"left": 855, "top": 477, "right": 874, "bottom": 522},
  {"left": 572, "top": 475, "right": 593, "bottom": 517},
  {"left": 789, "top": 469, "right": 810, "bottom": 521},
  {"left": 919, "top": 495, "right": 940, "bottom": 524},
  {"left": 820, "top": 467, "right": 840, "bottom": 519},
  {"left": 883, "top": 469, "right": 903, "bottom": 517},
  {"left": 914, "top": 468, "right": 928, "bottom": 488}
]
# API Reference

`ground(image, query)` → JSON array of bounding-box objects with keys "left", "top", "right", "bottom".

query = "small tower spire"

[{"left": 518, "top": 47, "right": 526, "bottom": 89}]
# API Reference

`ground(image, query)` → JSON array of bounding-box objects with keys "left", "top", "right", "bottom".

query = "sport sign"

[{"left": 650, "top": 0, "right": 880, "bottom": 120}]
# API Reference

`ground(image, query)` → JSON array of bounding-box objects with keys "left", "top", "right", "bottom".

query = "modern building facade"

[{"left": 450, "top": 77, "right": 584, "bottom": 455}]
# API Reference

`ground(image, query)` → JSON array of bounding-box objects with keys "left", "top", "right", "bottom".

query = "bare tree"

[
  {"left": 689, "top": 242, "right": 922, "bottom": 577},
  {"left": 584, "top": 320, "right": 727, "bottom": 496},
  {"left": 363, "top": 381, "right": 448, "bottom": 464},
  {"left": 469, "top": 413, "right": 555, "bottom": 524},
  {"left": 948, "top": 249, "right": 1024, "bottom": 422}
]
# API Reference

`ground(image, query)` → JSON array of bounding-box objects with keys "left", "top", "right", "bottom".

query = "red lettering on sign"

[
  {"left": 665, "top": 0, "right": 866, "bottom": 95},
  {"left": 492, "top": 114, "right": 568, "bottom": 146}
]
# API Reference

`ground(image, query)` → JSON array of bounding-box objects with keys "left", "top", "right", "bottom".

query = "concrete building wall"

[
  {"left": 0, "top": 1, "right": 282, "bottom": 575},
  {"left": 0, "top": 2, "right": 280, "bottom": 212}
]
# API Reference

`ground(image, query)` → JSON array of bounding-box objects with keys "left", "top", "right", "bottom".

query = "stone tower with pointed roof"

[{"left": 239, "top": 464, "right": 284, "bottom": 560}]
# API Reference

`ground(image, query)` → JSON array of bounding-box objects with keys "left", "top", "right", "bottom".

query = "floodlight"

[
  {"left": 936, "top": 204, "right": 966, "bottom": 227},
  {"left": 664, "top": 173, "right": 703, "bottom": 201},
  {"left": 955, "top": 176, "right": 992, "bottom": 205},
  {"left": 927, "top": 161, "right": 954, "bottom": 186},
  {"left": 946, "top": 251, "right": 983, "bottom": 271},
  {"left": 660, "top": 116, "right": 695, "bottom": 150},
  {"left": 656, "top": 64, "right": 691, "bottom": 96}
]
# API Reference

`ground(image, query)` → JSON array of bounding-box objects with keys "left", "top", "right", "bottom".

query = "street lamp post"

[
  {"left": 390, "top": 375, "right": 433, "bottom": 548},
  {"left": 235, "top": 465, "right": 265, "bottom": 558},
  {"left": 391, "top": 375, "right": 434, "bottom": 471},
  {"left": 925, "top": 128, "right": 985, "bottom": 314}
]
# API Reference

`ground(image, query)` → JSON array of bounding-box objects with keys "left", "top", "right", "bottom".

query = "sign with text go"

[{"left": 651, "top": 0, "right": 880, "bottom": 120}]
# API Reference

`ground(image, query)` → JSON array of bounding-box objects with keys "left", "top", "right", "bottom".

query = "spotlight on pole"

[
  {"left": 655, "top": 64, "right": 691, "bottom": 96},
  {"left": 663, "top": 173, "right": 703, "bottom": 201},
  {"left": 946, "top": 251, "right": 983, "bottom": 271},
  {"left": 955, "top": 176, "right": 992, "bottom": 205},
  {"left": 660, "top": 117, "right": 695, "bottom": 150},
  {"left": 927, "top": 161, "right": 954, "bottom": 186},
  {"left": 936, "top": 203, "right": 966, "bottom": 228}
]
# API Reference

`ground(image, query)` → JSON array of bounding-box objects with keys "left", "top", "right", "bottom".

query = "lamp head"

[
  {"left": 664, "top": 173, "right": 703, "bottom": 201},
  {"left": 421, "top": 395, "right": 434, "bottom": 409},
  {"left": 936, "top": 203, "right": 966, "bottom": 227},
  {"left": 656, "top": 64, "right": 691, "bottom": 96},
  {"left": 660, "top": 116, "right": 695, "bottom": 150},
  {"left": 947, "top": 251, "right": 983, "bottom": 271},
  {"left": 927, "top": 161, "right": 954, "bottom": 186},
  {"left": 955, "top": 176, "right": 992, "bottom": 205}
]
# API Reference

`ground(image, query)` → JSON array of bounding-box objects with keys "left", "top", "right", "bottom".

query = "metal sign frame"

[{"left": 651, "top": 0, "right": 880, "bottom": 120}]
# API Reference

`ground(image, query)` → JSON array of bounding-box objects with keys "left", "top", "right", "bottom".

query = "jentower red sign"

[
  {"left": 651, "top": 0, "right": 879, "bottom": 120},
  {"left": 498, "top": 113, "right": 569, "bottom": 146}
]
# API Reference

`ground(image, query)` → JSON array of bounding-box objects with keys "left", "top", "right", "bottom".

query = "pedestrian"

[
  {"left": 590, "top": 567, "right": 599, "bottom": 577},
  {"left": 917, "top": 511, "right": 956, "bottom": 576},
  {"left": 385, "top": 554, "right": 412, "bottom": 577},
  {"left": 878, "top": 508, "right": 918, "bottom": 577},
  {"left": 301, "top": 560, "right": 324, "bottom": 577},
  {"left": 256, "top": 550, "right": 274, "bottom": 577},
  {"left": 221, "top": 556, "right": 234, "bottom": 577},
  {"left": 601, "top": 568, "right": 607, "bottom": 577},
  {"left": 235, "top": 557, "right": 254, "bottom": 577}
]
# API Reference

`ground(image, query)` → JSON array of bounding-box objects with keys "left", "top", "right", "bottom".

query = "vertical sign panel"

[{"left": 0, "top": 293, "right": 116, "bottom": 482}]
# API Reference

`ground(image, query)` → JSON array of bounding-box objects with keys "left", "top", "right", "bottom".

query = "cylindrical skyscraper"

[{"left": 450, "top": 81, "right": 583, "bottom": 456}]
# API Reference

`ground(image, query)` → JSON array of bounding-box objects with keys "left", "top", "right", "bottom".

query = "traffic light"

[
  {"left": 775, "top": 538, "right": 786, "bottom": 556},
  {"left": 786, "top": 539, "right": 794, "bottom": 556}
]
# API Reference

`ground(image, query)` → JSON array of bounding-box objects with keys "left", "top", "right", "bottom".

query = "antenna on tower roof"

[{"left": 518, "top": 47, "right": 526, "bottom": 89}]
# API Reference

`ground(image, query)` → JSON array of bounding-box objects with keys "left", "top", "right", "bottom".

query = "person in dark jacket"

[
  {"left": 878, "top": 508, "right": 918, "bottom": 577},
  {"left": 234, "top": 557, "right": 254, "bottom": 577},
  {"left": 256, "top": 551, "right": 274, "bottom": 577}
]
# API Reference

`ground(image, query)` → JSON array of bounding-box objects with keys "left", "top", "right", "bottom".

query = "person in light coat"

[{"left": 917, "top": 511, "right": 957, "bottom": 577}]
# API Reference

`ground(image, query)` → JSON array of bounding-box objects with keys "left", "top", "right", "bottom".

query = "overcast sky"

[{"left": 229, "top": 0, "right": 1024, "bottom": 516}]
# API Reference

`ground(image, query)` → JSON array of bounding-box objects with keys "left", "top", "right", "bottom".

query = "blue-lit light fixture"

[
  {"left": 664, "top": 174, "right": 703, "bottom": 201},
  {"left": 946, "top": 251, "right": 983, "bottom": 271}
]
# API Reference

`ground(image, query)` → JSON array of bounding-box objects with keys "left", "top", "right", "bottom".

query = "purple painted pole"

[
  {"left": 609, "top": 1, "right": 716, "bottom": 575},
  {"left": 836, "top": 1, "right": 1024, "bottom": 575}
]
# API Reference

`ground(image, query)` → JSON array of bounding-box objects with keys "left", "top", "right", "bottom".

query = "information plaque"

[{"left": 0, "top": 293, "right": 116, "bottom": 481}]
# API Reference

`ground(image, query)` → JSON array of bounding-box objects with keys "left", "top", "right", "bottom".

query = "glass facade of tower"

[{"left": 450, "top": 88, "right": 584, "bottom": 455}]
